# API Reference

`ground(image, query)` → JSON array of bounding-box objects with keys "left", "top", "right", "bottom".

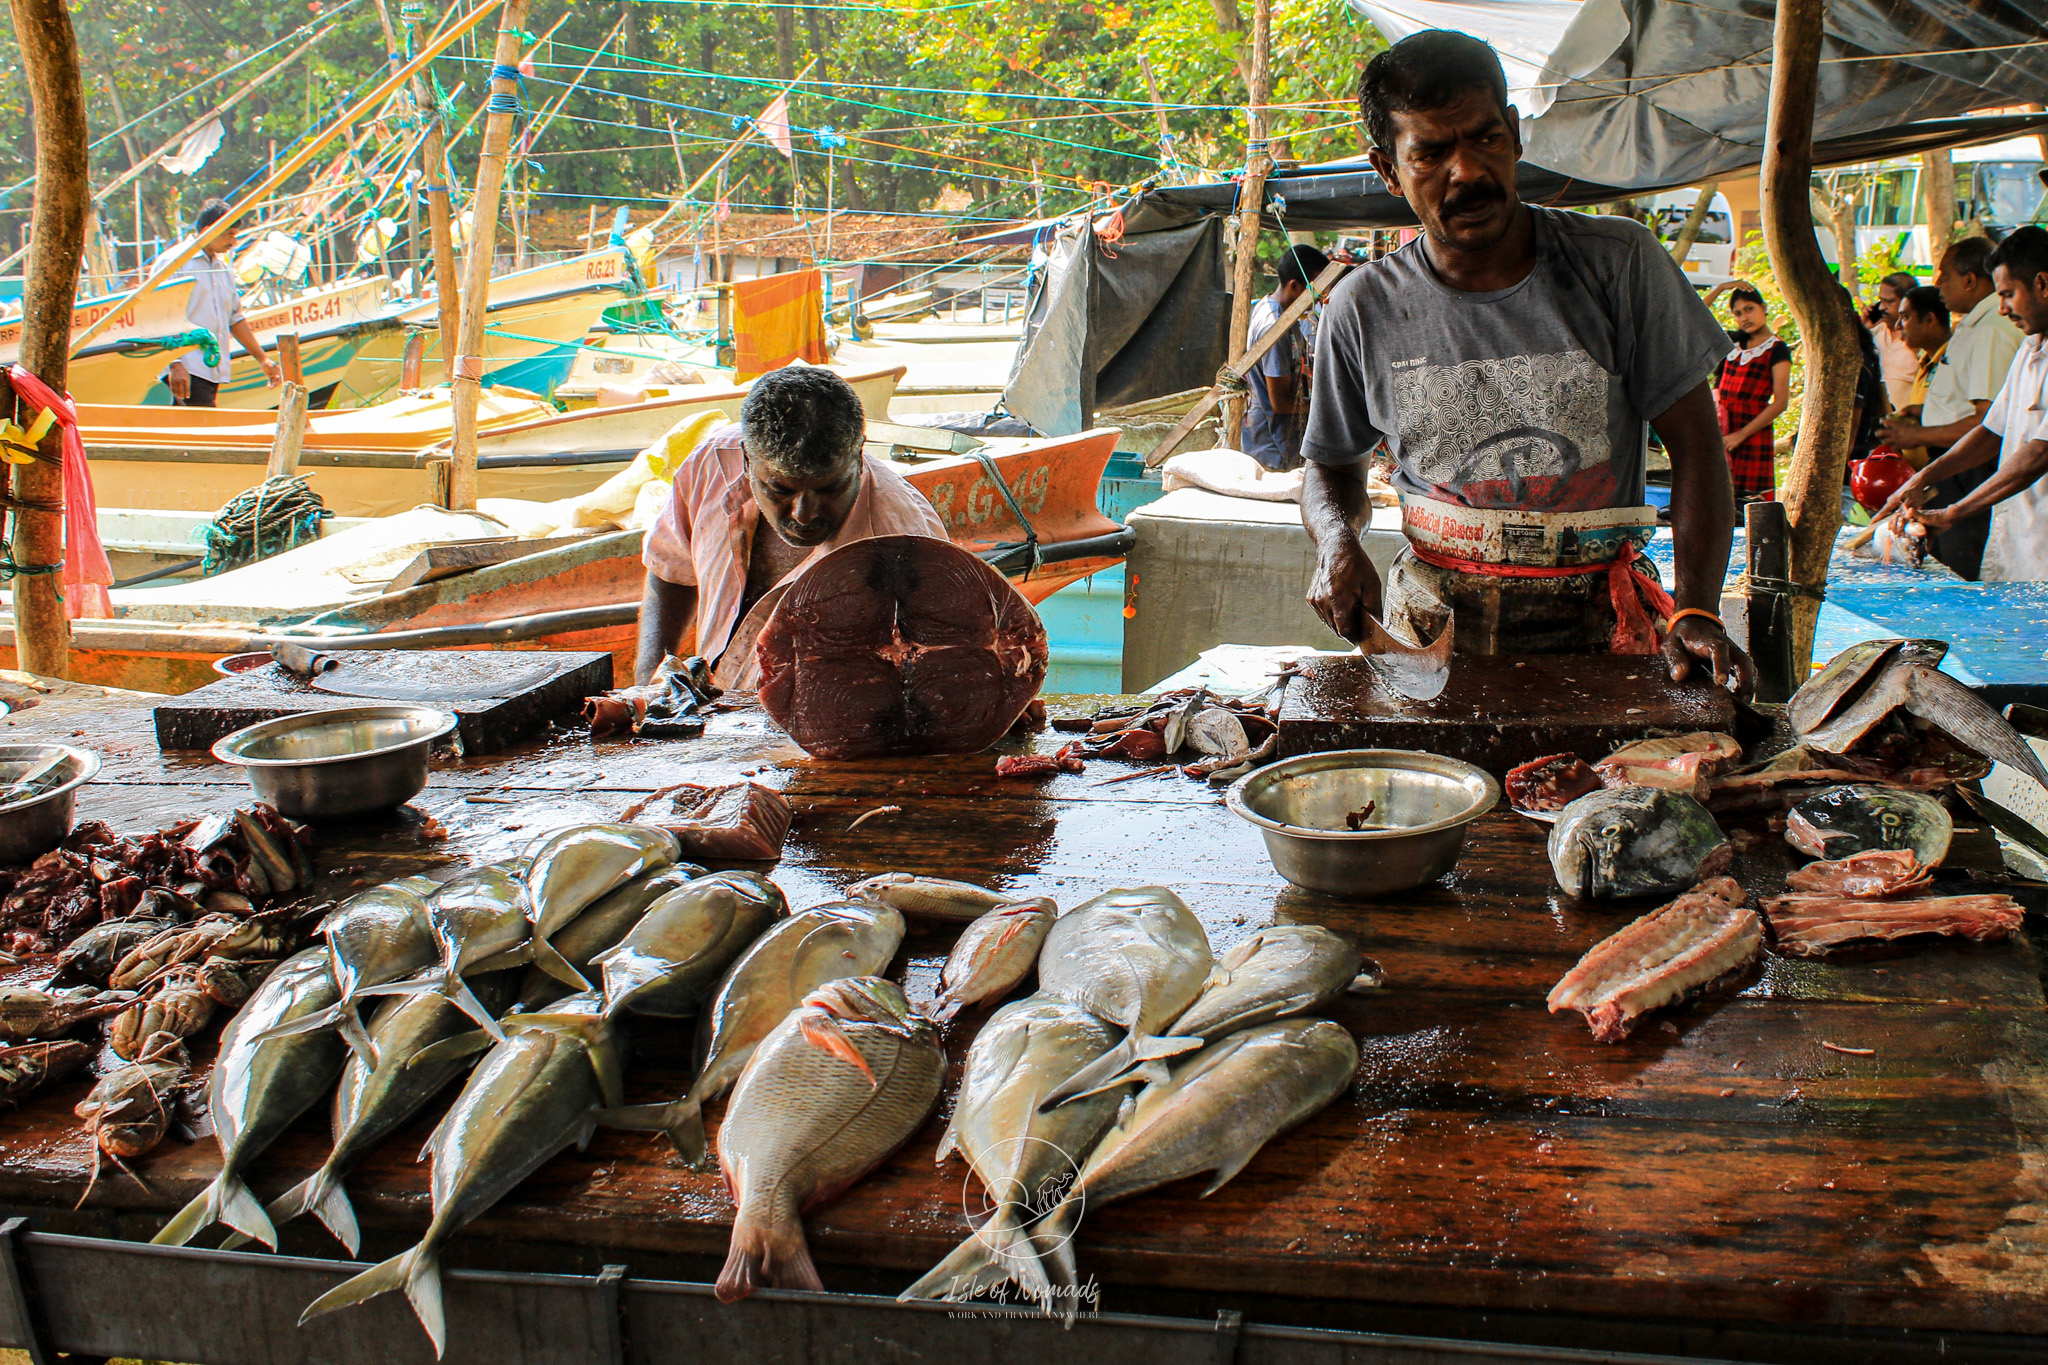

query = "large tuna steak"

[{"left": 757, "top": 535, "right": 1048, "bottom": 760}]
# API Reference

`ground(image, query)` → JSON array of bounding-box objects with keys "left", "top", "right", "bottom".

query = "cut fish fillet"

[
  {"left": 1782, "top": 849, "right": 1932, "bottom": 898},
  {"left": 1762, "top": 893, "right": 2023, "bottom": 957},
  {"left": 1547, "top": 877, "right": 1761, "bottom": 1043}
]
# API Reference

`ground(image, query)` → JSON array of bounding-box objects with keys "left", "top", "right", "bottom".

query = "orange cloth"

[{"left": 731, "top": 268, "right": 827, "bottom": 380}]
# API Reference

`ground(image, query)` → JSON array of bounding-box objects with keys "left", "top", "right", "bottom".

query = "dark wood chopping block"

[
  {"left": 1277, "top": 653, "right": 1738, "bottom": 772},
  {"left": 152, "top": 649, "right": 612, "bottom": 753}
]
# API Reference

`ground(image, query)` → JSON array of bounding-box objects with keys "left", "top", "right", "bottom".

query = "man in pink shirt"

[{"left": 636, "top": 366, "right": 947, "bottom": 685}]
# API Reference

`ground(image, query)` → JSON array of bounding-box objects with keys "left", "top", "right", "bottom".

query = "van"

[{"left": 1648, "top": 189, "right": 1737, "bottom": 284}]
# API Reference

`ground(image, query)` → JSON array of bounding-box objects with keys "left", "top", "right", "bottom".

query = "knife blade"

[{"left": 1357, "top": 613, "right": 1454, "bottom": 702}]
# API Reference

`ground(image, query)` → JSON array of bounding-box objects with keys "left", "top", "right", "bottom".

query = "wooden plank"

[
  {"left": 264, "top": 380, "right": 309, "bottom": 479},
  {"left": 382, "top": 536, "right": 588, "bottom": 593},
  {"left": 275, "top": 331, "right": 304, "bottom": 387}
]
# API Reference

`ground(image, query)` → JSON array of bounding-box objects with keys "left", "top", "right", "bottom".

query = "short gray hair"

[{"left": 740, "top": 367, "right": 865, "bottom": 479}]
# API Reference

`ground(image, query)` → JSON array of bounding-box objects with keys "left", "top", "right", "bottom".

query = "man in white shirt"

[
  {"left": 1877, "top": 225, "right": 2048, "bottom": 581},
  {"left": 1876, "top": 235, "right": 2020, "bottom": 578},
  {"left": 155, "top": 198, "right": 279, "bottom": 407}
]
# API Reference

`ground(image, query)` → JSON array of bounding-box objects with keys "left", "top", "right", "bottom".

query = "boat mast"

[{"left": 5, "top": 0, "right": 88, "bottom": 678}]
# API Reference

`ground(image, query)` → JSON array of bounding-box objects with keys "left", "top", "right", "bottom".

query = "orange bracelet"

[{"left": 1664, "top": 607, "right": 1724, "bottom": 633}]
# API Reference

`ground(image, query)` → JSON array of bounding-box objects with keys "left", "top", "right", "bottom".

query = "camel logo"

[{"left": 959, "top": 1135, "right": 1085, "bottom": 1259}]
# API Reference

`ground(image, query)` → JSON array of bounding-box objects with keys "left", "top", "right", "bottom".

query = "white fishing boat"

[{"left": 0, "top": 277, "right": 201, "bottom": 407}]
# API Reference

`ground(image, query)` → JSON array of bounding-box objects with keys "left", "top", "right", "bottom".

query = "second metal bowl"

[
  {"left": 0, "top": 744, "right": 102, "bottom": 865},
  {"left": 210, "top": 706, "right": 458, "bottom": 820},
  {"left": 1226, "top": 749, "right": 1500, "bottom": 899}
]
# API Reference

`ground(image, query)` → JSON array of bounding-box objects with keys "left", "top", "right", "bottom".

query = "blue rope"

[{"left": 487, "top": 63, "right": 526, "bottom": 114}]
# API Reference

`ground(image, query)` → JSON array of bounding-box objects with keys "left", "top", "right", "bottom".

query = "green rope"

[{"left": 115, "top": 328, "right": 222, "bottom": 367}]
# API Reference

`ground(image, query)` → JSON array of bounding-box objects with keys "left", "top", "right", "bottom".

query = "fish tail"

[
  {"left": 269, "top": 1168, "right": 362, "bottom": 1257},
  {"left": 300, "top": 1243, "right": 445, "bottom": 1356},
  {"left": 1037, "top": 1032, "right": 1204, "bottom": 1111},
  {"left": 530, "top": 936, "right": 593, "bottom": 992},
  {"left": 337, "top": 1006, "right": 379, "bottom": 1070},
  {"left": 716, "top": 1206, "right": 820, "bottom": 1304},
  {"left": 449, "top": 978, "right": 509, "bottom": 1040},
  {"left": 152, "top": 1169, "right": 275, "bottom": 1249},
  {"left": 598, "top": 1094, "right": 708, "bottom": 1166},
  {"left": 898, "top": 1205, "right": 1046, "bottom": 1304},
  {"left": 1032, "top": 1195, "right": 1084, "bottom": 1321}
]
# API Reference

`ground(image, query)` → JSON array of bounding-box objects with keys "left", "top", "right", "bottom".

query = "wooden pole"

[
  {"left": 406, "top": 13, "right": 463, "bottom": 383},
  {"left": 6, "top": 0, "right": 88, "bottom": 678},
  {"left": 1138, "top": 56, "right": 1183, "bottom": 184},
  {"left": 1761, "top": 0, "right": 1859, "bottom": 674},
  {"left": 265, "top": 382, "right": 310, "bottom": 479},
  {"left": 1223, "top": 0, "right": 1272, "bottom": 449},
  {"left": 276, "top": 332, "right": 305, "bottom": 387},
  {"left": 1743, "top": 500, "right": 1796, "bottom": 703},
  {"left": 68, "top": 0, "right": 505, "bottom": 359},
  {"left": 447, "top": 0, "right": 535, "bottom": 512},
  {"left": 1921, "top": 149, "right": 1957, "bottom": 271}
]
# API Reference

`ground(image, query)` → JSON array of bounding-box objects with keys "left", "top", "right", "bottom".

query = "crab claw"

[{"left": 798, "top": 1008, "right": 877, "bottom": 1087}]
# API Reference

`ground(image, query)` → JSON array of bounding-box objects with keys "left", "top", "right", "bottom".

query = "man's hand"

[
  {"left": 1911, "top": 505, "right": 1958, "bottom": 532},
  {"left": 1661, "top": 615, "right": 1755, "bottom": 698},
  {"left": 1873, "top": 468, "right": 1934, "bottom": 525},
  {"left": 167, "top": 361, "right": 191, "bottom": 401},
  {"left": 1876, "top": 415, "right": 1924, "bottom": 448},
  {"left": 261, "top": 355, "right": 282, "bottom": 387},
  {"left": 1306, "top": 538, "right": 1382, "bottom": 645}
]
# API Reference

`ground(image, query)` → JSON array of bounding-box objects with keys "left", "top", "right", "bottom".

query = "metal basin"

[
  {"left": 1226, "top": 749, "right": 1500, "bottom": 899},
  {"left": 211, "top": 706, "right": 458, "bottom": 820},
  {"left": 0, "top": 744, "right": 102, "bottom": 865}
]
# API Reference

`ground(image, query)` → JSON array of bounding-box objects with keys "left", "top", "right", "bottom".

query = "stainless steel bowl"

[
  {"left": 0, "top": 744, "right": 101, "bottom": 864},
  {"left": 210, "top": 706, "right": 458, "bottom": 820},
  {"left": 1226, "top": 749, "right": 1500, "bottom": 898}
]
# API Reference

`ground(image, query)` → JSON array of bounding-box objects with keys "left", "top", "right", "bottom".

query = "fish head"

[
  {"left": 705, "top": 870, "right": 789, "bottom": 917},
  {"left": 803, "top": 975, "right": 920, "bottom": 1029}
]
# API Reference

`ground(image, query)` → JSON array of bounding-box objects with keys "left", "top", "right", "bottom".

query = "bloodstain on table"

[{"left": 0, "top": 688, "right": 2043, "bottom": 1347}]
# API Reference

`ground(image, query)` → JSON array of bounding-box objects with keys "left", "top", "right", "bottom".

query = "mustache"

[{"left": 1441, "top": 183, "right": 1505, "bottom": 217}]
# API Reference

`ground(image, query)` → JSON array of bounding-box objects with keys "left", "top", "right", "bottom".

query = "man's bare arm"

[
  {"left": 1878, "top": 398, "right": 1990, "bottom": 451},
  {"left": 1652, "top": 380, "right": 1754, "bottom": 696},
  {"left": 1917, "top": 437, "right": 2048, "bottom": 529},
  {"left": 1300, "top": 460, "right": 1380, "bottom": 643},
  {"left": 635, "top": 575, "right": 698, "bottom": 685},
  {"left": 1873, "top": 421, "right": 2001, "bottom": 523},
  {"left": 229, "top": 318, "right": 279, "bottom": 385}
]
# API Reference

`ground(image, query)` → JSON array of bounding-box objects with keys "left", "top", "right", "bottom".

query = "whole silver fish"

[
  {"left": 609, "top": 900, "right": 904, "bottom": 1165},
  {"left": 931, "top": 898, "right": 1056, "bottom": 1023},
  {"left": 255, "top": 882, "right": 436, "bottom": 1065},
  {"left": 366, "top": 861, "right": 534, "bottom": 1038},
  {"left": 152, "top": 947, "right": 348, "bottom": 1250},
  {"left": 299, "top": 991, "right": 626, "bottom": 1357},
  {"left": 1035, "top": 887, "right": 1213, "bottom": 1109},
  {"left": 849, "top": 873, "right": 1016, "bottom": 922},
  {"left": 593, "top": 870, "right": 784, "bottom": 1017},
  {"left": 258, "top": 972, "right": 520, "bottom": 1256},
  {"left": 522, "top": 824, "right": 682, "bottom": 989},
  {"left": 1548, "top": 786, "right": 1731, "bottom": 900},
  {"left": 900, "top": 995, "right": 1120, "bottom": 1305},
  {"left": 1171, "top": 925, "right": 1365, "bottom": 1041},
  {"left": 715, "top": 978, "right": 944, "bottom": 1303},
  {"left": 1035, "top": 1018, "right": 1358, "bottom": 1317},
  {"left": 515, "top": 863, "right": 704, "bottom": 1011}
]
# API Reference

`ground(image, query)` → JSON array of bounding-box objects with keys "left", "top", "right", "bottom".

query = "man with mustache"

[
  {"left": 1299, "top": 30, "right": 1753, "bottom": 695},
  {"left": 636, "top": 366, "right": 945, "bottom": 685}
]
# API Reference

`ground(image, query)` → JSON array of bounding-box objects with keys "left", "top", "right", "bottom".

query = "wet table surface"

[{"left": 1, "top": 688, "right": 2046, "bottom": 1346}]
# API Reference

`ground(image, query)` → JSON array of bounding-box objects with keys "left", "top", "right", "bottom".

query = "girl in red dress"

[{"left": 1708, "top": 284, "right": 1792, "bottom": 500}]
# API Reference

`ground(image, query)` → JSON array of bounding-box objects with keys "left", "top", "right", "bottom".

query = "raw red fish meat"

[
  {"left": 1547, "top": 877, "right": 1761, "bottom": 1042},
  {"left": 994, "top": 754, "right": 1084, "bottom": 778},
  {"left": 1762, "top": 893, "right": 2022, "bottom": 957},
  {"left": 626, "top": 782, "right": 792, "bottom": 861},
  {"left": 1505, "top": 753, "right": 1601, "bottom": 812},
  {"left": 757, "top": 535, "right": 1048, "bottom": 760},
  {"left": 1782, "top": 848, "right": 1932, "bottom": 897}
]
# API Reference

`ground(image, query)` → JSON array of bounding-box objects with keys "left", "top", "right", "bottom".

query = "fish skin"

[
  {"left": 900, "top": 995, "right": 1120, "bottom": 1305},
  {"left": 932, "top": 899, "right": 1056, "bottom": 1023},
  {"left": 515, "top": 863, "right": 705, "bottom": 1011},
  {"left": 1034, "top": 887, "right": 1213, "bottom": 1110},
  {"left": 361, "top": 862, "right": 534, "bottom": 1039},
  {"left": 848, "top": 873, "right": 1015, "bottom": 922},
  {"left": 259, "top": 972, "right": 520, "bottom": 1255},
  {"left": 152, "top": 948, "right": 348, "bottom": 1250},
  {"left": 592, "top": 870, "right": 785, "bottom": 1018},
  {"left": 255, "top": 883, "right": 437, "bottom": 1064},
  {"left": 1169, "top": 925, "right": 1362, "bottom": 1041},
  {"left": 298, "top": 992, "right": 626, "bottom": 1356},
  {"left": 1784, "top": 784, "right": 1953, "bottom": 863},
  {"left": 1788, "top": 639, "right": 1943, "bottom": 735},
  {"left": 522, "top": 825, "right": 681, "bottom": 990},
  {"left": 609, "top": 901, "right": 905, "bottom": 1165},
  {"left": 1034, "top": 1018, "right": 1358, "bottom": 1316},
  {"left": 1548, "top": 786, "right": 1730, "bottom": 900},
  {"left": 715, "top": 978, "right": 944, "bottom": 1303}
]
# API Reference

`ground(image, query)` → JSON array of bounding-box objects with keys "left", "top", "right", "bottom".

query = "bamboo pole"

[
  {"left": 6, "top": 0, "right": 89, "bottom": 678},
  {"left": 1223, "top": 0, "right": 1272, "bottom": 448},
  {"left": 1762, "top": 0, "right": 1859, "bottom": 674},
  {"left": 408, "top": 13, "right": 463, "bottom": 381},
  {"left": 68, "top": 0, "right": 505, "bottom": 359},
  {"left": 447, "top": 0, "right": 536, "bottom": 512}
]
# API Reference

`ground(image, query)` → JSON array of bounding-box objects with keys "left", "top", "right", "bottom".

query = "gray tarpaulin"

[{"left": 1001, "top": 216, "right": 1228, "bottom": 436}]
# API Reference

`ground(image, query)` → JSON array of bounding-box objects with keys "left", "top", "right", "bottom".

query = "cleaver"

[{"left": 1357, "top": 613, "right": 1455, "bottom": 701}]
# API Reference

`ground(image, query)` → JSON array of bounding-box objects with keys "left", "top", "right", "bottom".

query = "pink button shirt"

[{"left": 641, "top": 423, "right": 948, "bottom": 663}]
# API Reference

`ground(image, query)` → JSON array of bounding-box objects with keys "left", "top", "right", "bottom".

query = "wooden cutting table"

[{"left": 0, "top": 686, "right": 2044, "bottom": 1362}]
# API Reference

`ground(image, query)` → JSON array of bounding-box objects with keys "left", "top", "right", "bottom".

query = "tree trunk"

[
  {"left": 448, "top": 0, "right": 534, "bottom": 511},
  {"left": 8, "top": 0, "right": 87, "bottom": 678},
  {"left": 1764, "top": 0, "right": 1859, "bottom": 674},
  {"left": 1223, "top": 0, "right": 1271, "bottom": 448},
  {"left": 1206, "top": 0, "right": 1253, "bottom": 89},
  {"left": 1921, "top": 150, "right": 1957, "bottom": 270},
  {"left": 774, "top": 7, "right": 796, "bottom": 83},
  {"left": 1668, "top": 182, "right": 1719, "bottom": 262}
]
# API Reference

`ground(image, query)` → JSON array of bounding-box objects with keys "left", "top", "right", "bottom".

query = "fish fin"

[
  {"left": 449, "top": 979, "right": 509, "bottom": 1040},
  {"left": 152, "top": 1170, "right": 272, "bottom": 1249},
  {"left": 1904, "top": 666, "right": 2048, "bottom": 793},
  {"left": 1114, "top": 1093, "right": 1137, "bottom": 1129},
  {"left": 1197, "top": 1147, "right": 1262, "bottom": 1198},
  {"left": 1037, "top": 1033, "right": 1204, "bottom": 1111},
  {"left": 799, "top": 1011, "right": 876, "bottom": 1086},
  {"left": 408, "top": 1031, "right": 494, "bottom": 1070},
  {"left": 152, "top": 1181, "right": 218, "bottom": 1247},
  {"left": 248, "top": 1002, "right": 341, "bottom": 1044},
  {"left": 300, "top": 1244, "right": 444, "bottom": 1356},
  {"left": 530, "top": 937, "right": 593, "bottom": 992},
  {"left": 221, "top": 1173, "right": 278, "bottom": 1248},
  {"left": 268, "top": 1170, "right": 362, "bottom": 1257},
  {"left": 599, "top": 1097, "right": 708, "bottom": 1166},
  {"left": 899, "top": 1205, "right": 1047, "bottom": 1304},
  {"left": 337, "top": 1007, "right": 379, "bottom": 1070},
  {"left": 717, "top": 1210, "right": 821, "bottom": 1304},
  {"left": 933, "top": 1118, "right": 959, "bottom": 1165},
  {"left": 932, "top": 995, "right": 966, "bottom": 1025},
  {"left": 353, "top": 976, "right": 436, "bottom": 1003},
  {"left": 467, "top": 944, "right": 533, "bottom": 975},
  {"left": 1030, "top": 1196, "right": 1083, "bottom": 1315}
]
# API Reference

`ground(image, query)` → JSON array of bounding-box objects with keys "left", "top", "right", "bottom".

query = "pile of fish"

[
  {"left": 1005, "top": 687, "right": 1283, "bottom": 784},
  {"left": 0, "top": 804, "right": 313, "bottom": 955}
]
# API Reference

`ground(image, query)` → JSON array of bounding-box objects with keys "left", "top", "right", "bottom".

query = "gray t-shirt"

[{"left": 1302, "top": 207, "right": 1729, "bottom": 513}]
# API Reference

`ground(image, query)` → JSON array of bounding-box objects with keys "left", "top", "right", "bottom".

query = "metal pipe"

[{"left": 252, "top": 602, "right": 637, "bottom": 652}]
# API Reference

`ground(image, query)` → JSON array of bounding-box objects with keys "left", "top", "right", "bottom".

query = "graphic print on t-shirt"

[{"left": 1391, "top": 349, "right": 1617, "bottom": 511}]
